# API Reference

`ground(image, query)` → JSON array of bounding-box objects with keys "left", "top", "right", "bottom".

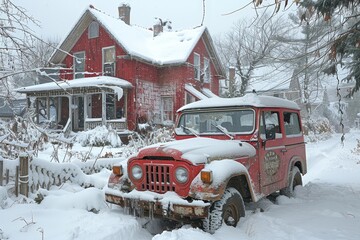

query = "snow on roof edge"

[
  {"left": 15, "top": 76, "right": 133, "bottom": 93},
  {"left": 185, "top": 84, "right": 208, "bottom": 100}
]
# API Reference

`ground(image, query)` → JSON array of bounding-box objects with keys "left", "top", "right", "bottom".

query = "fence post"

[
  {"left": 0, "top": 160, "right": 3, "bottom": 186},
  {"left": 19, "top": 154, "right": 29, "bottom": 197},
  {"left": 15, "top": 166, "right": 19, "bottom": 197},
  {"left": 6, "top": 169, "right": 9, "bottom": 184}
]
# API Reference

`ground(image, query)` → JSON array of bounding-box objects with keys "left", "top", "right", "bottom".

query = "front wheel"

[
  {"left": 202, "top": 187, "right": 245, "bottom": 234},
  {"left": 280, "top": 166, "right": 302, "bottom": 197}
]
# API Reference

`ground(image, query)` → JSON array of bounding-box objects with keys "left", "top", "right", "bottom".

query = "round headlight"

[
  {"left": 131, "top": 165, "right": 143, "bottom": 180},
  {"left": 175, "top": 167, "right": 189, "bottom": 183}
]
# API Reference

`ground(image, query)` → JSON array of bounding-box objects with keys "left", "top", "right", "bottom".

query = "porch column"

[
  {"left": 101, "top": 91, "right": 106, "bottom": 125},
  {"left": 83, "top": 94, "right": 88, "bottom": 130},
  {"left": 68, "top": 96, "right": 73, "bottom": 131},
  {"left": 46, "top": 97, "right": 50, "bottom": 121}
]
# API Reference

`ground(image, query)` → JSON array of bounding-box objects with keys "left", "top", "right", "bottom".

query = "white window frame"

[
  {"left": 203, "top": 57, "right": 211, "bottom": 83},
  {"left": 102, "top": 46, "right": 116, "bottom": 76},
  {"left": 73, "top": 51, "right": 85, "bottom": 79},
  {"left": 194, "top": 53, "right": 200, "bottom": 80},
  {"left": 88, "top": 21, "right": 99, "bottom": 39},
  {"left": 161, "top": 96, "right": 174, "bottom": 123}
]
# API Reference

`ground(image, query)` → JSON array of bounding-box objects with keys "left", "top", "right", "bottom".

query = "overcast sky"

[{"left": 13, "top": 0, "right": 263, "bottom": 40}]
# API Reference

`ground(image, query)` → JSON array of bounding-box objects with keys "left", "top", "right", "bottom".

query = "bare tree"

[
  {"left": 12, "top": 37, "right": 59, "bottom": 88},
  {"left": 216, "top": 14, "right": 288, "bottom": 97},
  {"left": 0, "top": 0, "right": 40, "bottom": 96}
]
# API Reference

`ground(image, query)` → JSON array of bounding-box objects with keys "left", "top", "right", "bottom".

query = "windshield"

[{"left": 175, "top": 109, "right": 255, "bottom": 135}]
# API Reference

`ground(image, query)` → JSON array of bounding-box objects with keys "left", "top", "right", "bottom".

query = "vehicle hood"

[{"left": 137, "top": 137, "right": 256, "bottom": 165}]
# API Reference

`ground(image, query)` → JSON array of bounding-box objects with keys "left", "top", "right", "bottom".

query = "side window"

[
  {"left": 103, "top": 46, "right": 116, "bottom": 76},
  {"left": 203, "top": 57, "right": 210, "bottom": 83},
  {"left": 283, "top": 112, "right": 301, "bottom": 136},
  {"left": 260, "top": 111, "right": 282, "bottom": 139},
  {"left": 74, "top": 52, "right": 85, "bottom": 79},
  {"left": 161, "top": 96, "right": 173, "bottom": 125},
  {"left": 194, "top": 53, "right": 200, "bottom": 80}
]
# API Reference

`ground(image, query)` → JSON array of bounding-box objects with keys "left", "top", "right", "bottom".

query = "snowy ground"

[{"left": 1, "top": 130, "right": 360, "bottom": 240}]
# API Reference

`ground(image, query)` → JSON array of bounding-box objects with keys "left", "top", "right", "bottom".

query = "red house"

[{"left": 17, "top": 4, "right": 225, "bottom": 134}]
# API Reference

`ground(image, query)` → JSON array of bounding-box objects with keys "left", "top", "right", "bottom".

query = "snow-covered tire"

[
  {"left": 280, "top": 166, "right": 302, "bottom": 197},
  {"left": 202, "top": 187, "right": 245, "bottom": 234}
]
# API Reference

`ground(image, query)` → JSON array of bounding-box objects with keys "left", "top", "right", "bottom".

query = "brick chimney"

[{"left": 118, "top": 4, "right": 130, "bottom": 25}]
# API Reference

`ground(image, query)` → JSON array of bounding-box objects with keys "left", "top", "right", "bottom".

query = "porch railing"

[{"left": 84, "top": 118, "right": 127, "bottom": 131}]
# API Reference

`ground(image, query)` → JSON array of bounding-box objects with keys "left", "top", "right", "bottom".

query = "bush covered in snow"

[
  {"left": 74, "top": 126, "right": 122, "bottom": 147},
  {"left": 303, "top": 117, "right": 334, "bottom": 142},
  {"left": 122, "top": 126, "right": 174, "bottom": 157}
]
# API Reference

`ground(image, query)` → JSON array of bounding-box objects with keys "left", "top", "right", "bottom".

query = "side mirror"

[{"left": 265, "top": 124, "right": 276, "bottom": 140}]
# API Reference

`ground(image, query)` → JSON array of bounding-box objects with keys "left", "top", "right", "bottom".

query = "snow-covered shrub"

[
  {"left": 122, "top": 127, "right": 174, "bottom": 157},
  {"left": 0, "top": 117, "right": 46, "bottom": 159},
  {"left": 303, "top": 117, "right": 334, "bottom": 142},
  {"left": 351, "top": 139, "right": 360, "bottom": 155},
  {"left": 74, "top": 125, "right": 121, "bottom": 147}
]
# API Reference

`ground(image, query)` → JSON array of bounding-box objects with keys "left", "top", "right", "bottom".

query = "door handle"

[{"left": 281, "top": 149, "right": 287, "bottom": 153}]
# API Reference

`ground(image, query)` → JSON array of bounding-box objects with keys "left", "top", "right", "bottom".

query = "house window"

[
  {"left": 185, "top": 92, "right": 195, "bottom": 105},
  {"left": 161, "top": 96, "right": 173, "bottom": 125},
  {"left": 74, "top": 52, "right": 85, "bottom": 79},
  {"left": 103, "top": 46, "right": 116, "bottom": 76},
  {"left": 194, "top": 53, "right": 200, "bottom": 80},
  {"left": 88, "top": 21, "right": 99, "bottom": 39},
  {"left": 204, "top": 57, "right": 210, "bottom": 83}
]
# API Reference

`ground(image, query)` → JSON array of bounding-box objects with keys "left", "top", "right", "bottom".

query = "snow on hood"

[{"left": 140, "top": 137, "right": 256, "bottom": 165}]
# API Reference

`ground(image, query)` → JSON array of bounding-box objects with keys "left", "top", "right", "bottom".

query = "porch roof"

[{"left": 15, "top": 76, "right": 133, "bottom": 94}]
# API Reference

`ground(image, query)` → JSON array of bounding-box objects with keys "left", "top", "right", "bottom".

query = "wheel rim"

[{"left": 223, "top": 203, "right": 238, "bottom": 226}]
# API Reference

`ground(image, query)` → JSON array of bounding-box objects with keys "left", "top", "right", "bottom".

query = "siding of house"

[{"left": 58, "top": 20, "right": 221, "bottom": 131}]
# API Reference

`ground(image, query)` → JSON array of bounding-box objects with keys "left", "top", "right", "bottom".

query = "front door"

[
  {"left": 259, "top": 110, "right": 286, "bottom": 195},
  {"left": 72, "top": 96, "right": 84, "bottom": 131}
]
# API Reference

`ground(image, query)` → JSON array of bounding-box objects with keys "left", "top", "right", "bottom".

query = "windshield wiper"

[
  {"left": 212, "top": 123, "right": 234, "bottom": 140},
  {"left": 180, "top": 125, "right": 199, "bottom": 137}
]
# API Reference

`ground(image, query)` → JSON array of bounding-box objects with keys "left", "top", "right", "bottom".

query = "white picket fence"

[{"left": 0, "top": 156, "right": 124, "bottom": 196}]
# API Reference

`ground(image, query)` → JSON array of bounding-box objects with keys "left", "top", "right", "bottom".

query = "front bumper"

[{"left": 105, "top": 189, "right": 210, "bottom": 220}]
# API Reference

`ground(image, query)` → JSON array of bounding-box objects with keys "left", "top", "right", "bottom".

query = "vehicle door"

[{"left": 258, "top": 110, "right": 286, "bottom": 194}]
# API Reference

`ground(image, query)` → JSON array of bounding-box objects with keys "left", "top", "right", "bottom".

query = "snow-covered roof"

[
  {"left": 247, "top": 66, "right": 291, "bottom": 92},
  {"left": 178, "top": 93, "right": 300, "bottom": 112},
  {"left": 49, "top": 6, "right": 225, "bottom": 77},
  {"left": 88, "top": 7, "right": 205, "bottom": 65},
  {"left": 15, "top": 76, "right": 133, "bottom": 93},
  {"left": 202, "top": 88, "right": 219, "bottom": 98}
]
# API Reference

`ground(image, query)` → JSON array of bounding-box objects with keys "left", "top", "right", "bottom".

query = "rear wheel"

[
  {"left": 280, "top": 166, "right": 302, "bottom": 197},
  {"left": 202, "top": 187, "right": 245, "bottom": 234}
]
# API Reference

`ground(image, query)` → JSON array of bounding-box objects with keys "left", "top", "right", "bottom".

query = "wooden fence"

[{"left": 0, "top": 156, "right": 123, "bottom": 196}]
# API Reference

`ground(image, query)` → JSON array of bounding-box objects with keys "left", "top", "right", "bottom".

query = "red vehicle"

[{"left": 105, "top": 94, "right": 307, "bottom": 233}]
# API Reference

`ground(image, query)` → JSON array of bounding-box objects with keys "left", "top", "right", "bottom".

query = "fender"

[
  {"left": 188, "top": 160, "right": 259, "bottom": 202},
  {"left": 288, "top": 155, "right": 307, "bottom": 175}
]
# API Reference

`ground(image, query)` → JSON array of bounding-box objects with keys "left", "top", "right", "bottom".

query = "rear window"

[{"left": 283, "top": 112, "right": 301, "bottom": 136}]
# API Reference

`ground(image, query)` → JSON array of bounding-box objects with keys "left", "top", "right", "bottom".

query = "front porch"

[{"left": 16, "top": 76, "right": 132, "bottom": 133}]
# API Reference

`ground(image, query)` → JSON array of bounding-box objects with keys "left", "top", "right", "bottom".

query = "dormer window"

[{"left": 88, "top": 21, "right": 99, "bottom": 39}]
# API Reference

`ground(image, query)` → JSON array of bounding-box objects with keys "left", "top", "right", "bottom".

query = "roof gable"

[{"left": 49, "top": 6, "right": 224, "bottom": 76}]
